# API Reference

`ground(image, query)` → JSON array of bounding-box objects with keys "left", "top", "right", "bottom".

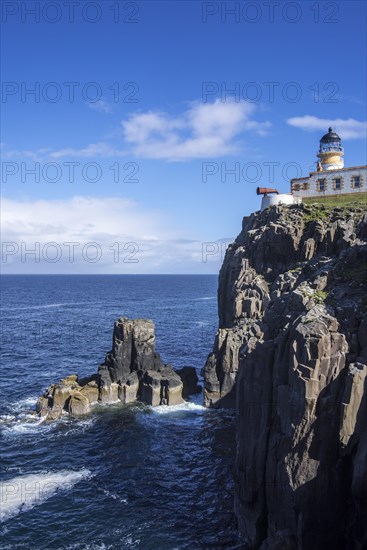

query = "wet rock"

[
  {"left": 141, "top": 367, "right": 184, "bottom": 406},
  {"left": 119, "top": 372, "right": 140, "bottom": 404},
  {"left": 161, "top": 367, "right": 184, "bottom": 406},
  {"left": 141, "top": 370, "right": 163, "bottom": 406},
  {"left": 67, "top": 392, "right": 90, "bottom": 416},
  {"left": 79, "top": 378, "right": 99, "bottom": 404},
  {"left": 176, "top": 366, "right": 202, "bottom": 398},
  {"left": 53, "top": 382, "right": 80, "bottom": 409},
  {"left": 99, "top": 382, "right": 120, "bottom": 404}
]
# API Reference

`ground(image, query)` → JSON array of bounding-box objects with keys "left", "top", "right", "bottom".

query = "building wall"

[{"left": 291, "top": 166, "right": 367, "bottom": 198}]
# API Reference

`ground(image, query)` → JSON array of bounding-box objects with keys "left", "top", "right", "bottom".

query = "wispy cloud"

[
  {"left": 122, "top": 100, "right": 271, "bottom": 161},
  {"left": 2, "top": 100, "right": 270, "bottom": 163},
  {"left": 49, "top": 142, "right": 125, "bottom": 159},
  {"left": 0, "top": 144, "right": 51, "bottom": 161},
  {"left": 286, "top": 115, "right": 366, "bottom": 139},
  {"left": 87, "top": 98, "right": 112, "bottom": 114}
]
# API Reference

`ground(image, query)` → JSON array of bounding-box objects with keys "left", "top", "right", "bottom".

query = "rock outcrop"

[
  {"left": 176, "top": 366, "right": 202, "bottom": 398},
  {"left": 37, "top": 317, "right": 200, "bottom": 419},
  {"left": 204, "top": 203, "right": 367, "bottom": 549}
]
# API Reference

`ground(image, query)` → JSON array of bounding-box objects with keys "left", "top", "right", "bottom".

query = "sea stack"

[{"left": 36, "top": 317, "right": 200, "bottom": 419}]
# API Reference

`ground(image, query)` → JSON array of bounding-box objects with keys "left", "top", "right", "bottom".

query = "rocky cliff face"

[
  {"left": 37, "top": 317, "right": 200, "bottom": 419},
  {"left": 204, "top": 203, "right": 367, "bottom": 549}
]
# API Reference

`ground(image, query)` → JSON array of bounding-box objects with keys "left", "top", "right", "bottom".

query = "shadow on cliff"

[
  {"left": 291, "top": 369, "right": 367, "bottom": 550},
  {"left": 211, "top": 386, "right": 237, "bottom": 409}
]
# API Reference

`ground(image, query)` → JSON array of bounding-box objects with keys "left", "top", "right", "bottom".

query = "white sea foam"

[
  {"left": 64, "top": 544, "right": 114, "bottom": 550},
  {"left": 0, "top": 469, "right": 92, "bottom": 522},
  {"left": 10, "top": 396, "right": 38, "bottom": 412},
  {"left": 151, "top": 401, "right": 205, "bottom": 415},
  {"left": 1, "top": 407, "right": 96, "bottom": 440},
  {"left": 2, "top": 416, "right": 52, "bottom": 437},
  {"left": 102, "top": 489, "right": 128, "bottom": 504},
  {"left": 1, "top": 393, "right": 48, "bottom": 436},
  {"left": 0, "top": 414, "right": 16, "bottom": 423}
]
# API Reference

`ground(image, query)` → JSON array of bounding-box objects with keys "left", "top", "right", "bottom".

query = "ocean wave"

[
  {"left": 2, "top": 302, "right": 89, "bottom": 311},
  {"left": 0, "top": 415, "right": 55, "bottom": 438},
  {"left": 151, "top": 401, "right": 205, "bottom": 415},
  {"left": 9, "top": 396, "right": 38, "bottom": 412},
  {"left": 0, "top": 409, "right": 96, "bottom": 440},
  {"left": 2, "top": 302, "right": 87, "bottom": 311},
  {"left": 0, "top": 468, "right": 92, "bottom": 523}
]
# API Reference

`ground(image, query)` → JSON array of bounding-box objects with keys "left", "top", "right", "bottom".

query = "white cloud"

[
  {"left": 87, "top": 99, "right": 112, "bottom": 113},
  {"left": 286, "top": 115, "right": 367, "bottom": 139},
  {"left": 3, "top": 100, "right": 270, "bottom": 163},
  {"left": 0, "top": 145, "right": 50, "bottom": 161},
  {"left": 50, "top": 142, "right": 125, "bottom": 159},
  {"left": 122, "top": 100, "right": 271, "bottom": 160},
  {"left": 1, "top": 196, "right": 228, "bottom": 273}
]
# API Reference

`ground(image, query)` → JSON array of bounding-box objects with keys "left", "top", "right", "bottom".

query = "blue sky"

[{"left": 1, "top": 0, "right": 366, "bottom": 273}]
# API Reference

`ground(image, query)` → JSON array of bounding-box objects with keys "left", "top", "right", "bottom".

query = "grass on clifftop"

[
  {"left": 302, "top": 193, "right": 367, "bottom": 223},
  {"left": 303, "top": 193, "right": 367, "bottom": 209}
]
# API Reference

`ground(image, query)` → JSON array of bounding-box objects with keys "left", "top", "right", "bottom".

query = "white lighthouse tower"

[{"left": 316, "top": 127, "right": 344, "bottom": 171}]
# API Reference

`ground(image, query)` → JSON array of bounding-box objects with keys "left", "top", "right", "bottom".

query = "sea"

[{"left": 0, "top": 275, "right": 240, "bottom": 550}]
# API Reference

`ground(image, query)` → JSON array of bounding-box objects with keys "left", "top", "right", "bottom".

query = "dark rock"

[
  {"left": 141, "top": 367, "right": 184, "bottom": 406},
  {"left": 36, "top": 317, "right": 185, "bottom": 419},
  {"left": 204, "top": 203, "right": 367, "bottom": 548},
  {"left": 358, "top": 313, "right": 367, "bottom": 349},
  {"left": 102, "top": 317, "right": 157, "bottom": 382},
  {"left": 176, "top": 366, "right": 202, "bottom": 398},
  {"left": 160, "top": 366, "right": 184, "bottom": 405}
]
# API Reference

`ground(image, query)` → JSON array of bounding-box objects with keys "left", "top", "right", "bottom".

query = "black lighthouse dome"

[{"left": 320, "top": 127, "right": 341, "bottom": 143}]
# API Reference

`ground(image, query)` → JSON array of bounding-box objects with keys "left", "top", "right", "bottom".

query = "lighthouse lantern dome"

[{"left": 320, "top": 127, "right": 342, "bottom": 144}]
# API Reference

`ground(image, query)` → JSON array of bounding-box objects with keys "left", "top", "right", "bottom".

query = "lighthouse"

[
  {"left": 317, "top": 127, "right": 344, "bottom": 171},
  {"left": 290, "top": 127, "right": 365, "bottom": 199}
]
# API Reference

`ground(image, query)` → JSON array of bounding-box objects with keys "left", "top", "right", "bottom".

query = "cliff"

[{"left": 204, "top": 202, "right": 367, "bottom": 549}]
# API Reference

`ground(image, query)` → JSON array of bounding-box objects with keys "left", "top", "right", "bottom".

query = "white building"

[{"left": 290, "top": 128, "right": 366, "bottom": 199}]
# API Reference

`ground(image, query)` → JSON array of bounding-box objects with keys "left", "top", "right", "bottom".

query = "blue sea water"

[{"left": 0, "top": 275, "right": 239, "bottom": 550}]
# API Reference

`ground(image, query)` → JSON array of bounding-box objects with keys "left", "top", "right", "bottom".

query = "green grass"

[
  {"left": 302, "top": 193, "right": 367, "bottom": 223},
  {"left": 313, "top": 290, "right": 329, "bottom": 303},
  {"left": 303, "top": 192, "right": 367, "bottom": 209},
  {"left": 303, "top": 207, "right": 329, "bottom": 222}
]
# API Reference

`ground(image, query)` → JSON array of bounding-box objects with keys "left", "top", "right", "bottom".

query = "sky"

[{"left": 1, "top": 0, "right": 366, "bottom": 273}]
